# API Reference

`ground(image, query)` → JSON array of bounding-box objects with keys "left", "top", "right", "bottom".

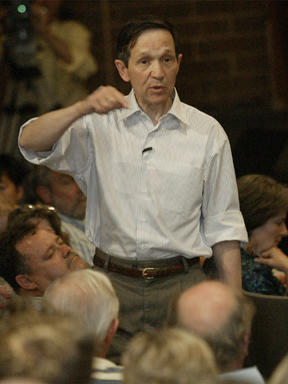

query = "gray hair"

[
  {"left": 43, "top": 269, "right": 119, "bottom": 342},
  {"left": 123, "top": 327, "right": 218, "bottom": 384},
  {"left": 0, "top": 297, "right": 94, "bottom": 384}
]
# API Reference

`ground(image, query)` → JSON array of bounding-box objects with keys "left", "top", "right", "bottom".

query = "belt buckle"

[{"left": 142, "top": 267, "right": 156, "bottom": 280}]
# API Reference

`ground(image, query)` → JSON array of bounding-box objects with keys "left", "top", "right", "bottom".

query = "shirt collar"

[
  {"left": 119, "top": 89, "right": 190, "bottom": 131},
  {"left": 166, "top": 89, "right": 190, "bottom": 127},
  {"left": 118, "top": 90, "right": 141, "bottom": 121}
]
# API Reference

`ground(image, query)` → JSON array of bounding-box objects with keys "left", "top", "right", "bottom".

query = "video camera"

[{"left": 2, "top": 0, "right": 40, "bottom": 78}]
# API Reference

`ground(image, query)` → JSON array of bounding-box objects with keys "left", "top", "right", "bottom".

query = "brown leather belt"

[{"left": 93, "top": 250, "right": 200, "bottom": 280}]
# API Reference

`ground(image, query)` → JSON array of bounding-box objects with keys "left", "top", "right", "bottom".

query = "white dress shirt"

[
  {"left": 19, "top": 90, "right": 247, "bottom": 260},
  {"left": 219, "top": 366, "right": 265, "bottom": 384}
]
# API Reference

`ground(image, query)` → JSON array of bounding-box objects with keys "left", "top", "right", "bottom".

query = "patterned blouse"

[{"left": 241, "top": 248, "right": 286, "bottom": 296}]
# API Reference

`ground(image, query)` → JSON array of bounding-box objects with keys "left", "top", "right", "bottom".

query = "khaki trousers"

[{"left": 94, "top": 262, "right": 206, "bottom": 363}]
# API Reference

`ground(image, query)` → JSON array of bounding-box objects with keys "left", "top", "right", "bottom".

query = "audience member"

[
  {"left": 0, "top": 297, "right": 95, "bottom": 384},
  {"left": 43, "top": 269, "right": 122, "bottom": 384},
  {"left": 0, "top": 0, "right": 97, "bottom": 155},
  {"left": 238, "top": 174, "right": 288, "bottom": 295},
  {"left": 22, "top": 165, "right": 94, "bottom": 265},
  {"left": 0, "top": 203, "right": 84, "bottom": 307},
  {"left": 122, "top": 327, "right": 218, "bottom": 384},
  {"left": 24, "top": 166, "right": 86, "bottom": 228},
  {"left": 166, "top": 281, "right": 263, "bottom": 384},
  {"left": 19, "top": 14, "right": 247, "bottom": 361},
  {"left": 0, "top": 223, "right": 87, "bottom": 300},
  {"left": 0, "top": 154, "right": 29, "bottom": 204}
]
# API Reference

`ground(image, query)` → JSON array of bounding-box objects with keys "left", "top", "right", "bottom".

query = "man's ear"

[
  {"left": 104, "top": 318, "right": 119, "bottom": 346},
  {"left": 242, "top": 330, "right": 250, "bottom": 359},
  {"left": 36, "top": 185, "right": 52, "bottom": 204},
  {"left": 176, "top": 53, "right": 183, "bottom": 74},
  {"left": 114, "top": 59, "right": 130, "bottom": 82},
  {"left": 15, "top": 274, "right": 38, "bottom": 291}
]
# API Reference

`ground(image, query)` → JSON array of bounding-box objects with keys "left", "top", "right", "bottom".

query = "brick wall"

[
  {"left": 1, "top": 0, "right": 286, "bottom": 173},
  {"left": 0, "top": 0, "right": 276, "bottom": 112},
  {"left": 75, "top": 0, "right": 272, "bottom": 111},
  {"left": 74, "top": 0, "right": 287, "bottom": 178}
]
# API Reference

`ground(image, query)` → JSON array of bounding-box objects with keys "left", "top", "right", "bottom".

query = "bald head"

[
  {"left": 177, "top": 281, "right": 237, "bottom": 336},
  {"left": 167, "top": 281, "right": 255, "bottom": 372}
]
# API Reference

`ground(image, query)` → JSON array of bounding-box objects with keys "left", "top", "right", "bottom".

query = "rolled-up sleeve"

[
  {"left": 18, "top": 116, "right": 90, "bottom": 178},
  {"left": 201, "top": 125, "right": 248, "bottom": 246}
]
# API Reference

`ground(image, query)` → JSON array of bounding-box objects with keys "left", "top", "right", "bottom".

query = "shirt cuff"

[{"left": 203, "top": 210, "right": 248, "bottom": 247}]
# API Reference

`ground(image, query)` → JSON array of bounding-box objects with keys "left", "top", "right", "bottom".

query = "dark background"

[{"left": 1, "top": 0, "right": 288, "bottom": 180}]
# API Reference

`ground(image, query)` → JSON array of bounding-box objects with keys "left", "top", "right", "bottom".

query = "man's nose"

[
  {"left": 61, "top": 243, "right": 71, "bottom": 258},
  {"left": 151, "top": 60, "right": 164, "bottom": 78}
]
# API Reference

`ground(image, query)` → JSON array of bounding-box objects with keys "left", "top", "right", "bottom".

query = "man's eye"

[
  {"left": 163, "top": 56, "right": 174, "bottom": 64},
  {"left": 45, "top": 250, "right": 54, "bottom": 260}
]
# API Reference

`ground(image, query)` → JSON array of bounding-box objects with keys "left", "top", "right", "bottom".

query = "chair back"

[{"left": 243, "top": 290, "right": 288, "bottom": 380}]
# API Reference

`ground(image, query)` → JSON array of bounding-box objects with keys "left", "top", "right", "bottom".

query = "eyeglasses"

[
  {"left": 7, "top": 204, "right": 59, "bottom": 227},
  {"left": 12, "top": 204, "right": 57, "bottom": 214}
]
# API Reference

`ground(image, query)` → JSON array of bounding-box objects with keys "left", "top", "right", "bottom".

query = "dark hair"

[
  {"left": 0, "top": 222, "right": 36, "bottom": 291},
  {"left": 116, "top": 16, "right": 180, "bottom": 66},
  {"left": 237, "top": 174, "right": 288, "bottom": 235},
  {"left": 21, "top": 165, "right": 51, "bottom": 204},
  {"left": 7, "top": 204, "right": 70, "bottom": 245},
  {"left": 0, "top": 153, "right": 29, "bottom": 187}
]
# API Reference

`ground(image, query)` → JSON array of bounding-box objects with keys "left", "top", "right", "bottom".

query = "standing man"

[{"left": 19, "top": 17, "right": 247, "bottom": 359}]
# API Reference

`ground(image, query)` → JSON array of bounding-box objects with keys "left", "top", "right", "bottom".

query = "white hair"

[
  {"left": 43, "top": 269, "right": 119, "bottom": 342},
  {"left": 123, "top": 327, "right": 218, "bottom": 384}
]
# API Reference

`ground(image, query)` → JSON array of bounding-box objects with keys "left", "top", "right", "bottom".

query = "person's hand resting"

[{"left": 254, "top": 246, "right": 288, "bottom": 275}]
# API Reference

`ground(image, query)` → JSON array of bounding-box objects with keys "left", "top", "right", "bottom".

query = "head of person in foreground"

[
  {"left": 43, "top": 269, "right": 119, "bottom": 357},
  {"left": 122, "top": 327, "right": 218, "bottom": 384},
  {"left": 166, "top": 280, "right": 255, "bottom": 373},
  {"left": 0, "top": 297, "right": 95, "bottom": 384}
]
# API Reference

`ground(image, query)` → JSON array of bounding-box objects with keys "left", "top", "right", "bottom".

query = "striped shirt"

[
  {"left": 20, "top": 89, "right": 247, "bottom": 260},
  {"left": 90, "top": 357, "right": 122, "bottom": 384},
  {"left": 60, "top": 214, "right": 95, "bottom": 266}
]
